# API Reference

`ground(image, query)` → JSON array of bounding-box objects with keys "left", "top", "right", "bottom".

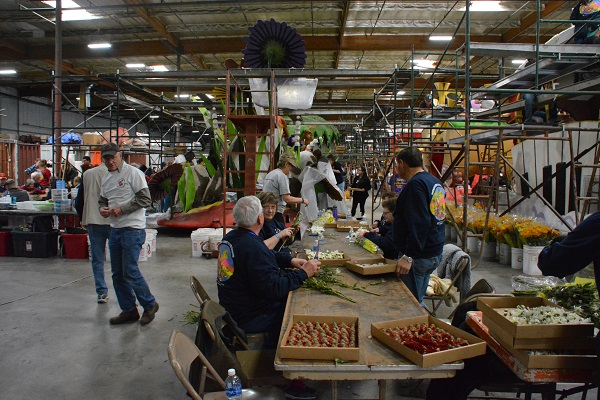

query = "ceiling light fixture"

[
  {"left": 511, "top": 59, "right": 528, "bottom": 65},
  {"left": 175, "top": 94, "right": 190, "bottom": 98},
  {"left": 88, "top": 42, "right": 111, "bottom": 49},
  {"left": 0, "top": 69, "right": 17, "bottom": 75},
  {"left": 412, "top": 59, "right": 436, "bottom": 69},
  {"left": 126, "top": 63, "right": 145, "bottom": 68},
  {"left": 149, "top": 65, "right": 168, "bottom": 72},
  {"left": 43, "top": 0, "right": 100, "bottom": 21},
  {"left": 429, "top": 36, "right": 453, "bottom": 41}
]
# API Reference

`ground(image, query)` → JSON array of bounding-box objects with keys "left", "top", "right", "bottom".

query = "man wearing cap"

[
  {"left": 262, "top": 154, "right": 307, "bottom": 224},
  {"left": 5, "top": 179, "right": 29, "bottom": 202},
  {"left": 98, "top": 142, "right": 159, "bottom": 326}
]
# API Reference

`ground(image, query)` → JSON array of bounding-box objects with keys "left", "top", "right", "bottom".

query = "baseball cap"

[
  {"left": 281, "top": 154, "right": 301, "bottom": 174},
  {"left": 101, "top": 142, "right": 119, "bottom": 158}
]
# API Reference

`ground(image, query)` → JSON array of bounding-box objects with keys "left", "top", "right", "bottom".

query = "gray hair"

[
  {"left": 233, "top": 196, "right": 263, "bottom": 228},
  {"left": 25, "top": 179, "right": 35, "bottom": 187}
]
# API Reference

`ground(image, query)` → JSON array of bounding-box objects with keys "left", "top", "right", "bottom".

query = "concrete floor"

[{"left": 0, "top": 198, "right": 595, "bottom": 399}]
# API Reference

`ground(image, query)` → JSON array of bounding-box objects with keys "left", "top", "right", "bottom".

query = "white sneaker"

[{"left": 97, "top": 294, "right": 108, "bottom": 304}]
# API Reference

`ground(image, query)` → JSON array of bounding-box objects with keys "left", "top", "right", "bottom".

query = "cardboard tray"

[
  {"left": 323, "top": 222, "right": 337, "bottom": 228},
  {"left": 346, "top": 257, "right": 396, "bottom": 276},
  {"left": 300, "top": 252, "right": 350, "bottom": 267},
  {"left": 483, "top": 315, "right": 595, "bottom": 351},
  {"left": 478, "top": 297, "right": 595, "bottom": 343},
  {"left": 336, "top": 221, "right": 365, "bottom": 232},
  {"left": 490, "top": 329, "right": 597, "bottom": 369},
  {"left": 371, "top": 315, "right": 486, "bottom": 368},
  {"left": 278, "top": 315, "right": 359, "bottom": 361}
]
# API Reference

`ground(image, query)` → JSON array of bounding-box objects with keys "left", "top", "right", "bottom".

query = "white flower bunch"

[
  {"left": 309, "top": 225, "right": 325, "bottom": 235},
  {"left": 502, "top": 305, "right": 591, "bottom": 325},
  {"left": 305, "top": 249, "right": 345, "bottom": 260}
]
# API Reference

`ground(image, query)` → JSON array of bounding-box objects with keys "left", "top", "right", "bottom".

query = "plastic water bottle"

[
  {"left": 225, "top": 368, "right": 242, "bottom": 399},
  {"left": 332, "top": 205, "right": 338, "bottom": 220}
]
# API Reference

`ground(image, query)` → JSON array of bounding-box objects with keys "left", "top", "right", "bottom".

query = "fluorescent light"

[
  {"left": 126, "top": 63, "right": 145, "bottom": 68},
  {"left": 429, "top": 35, "right": 453, "bottom": 41},
  {"left": 511, "top": 59, "right": 528, "bottom": 64},
  {"left": 88, "top": 42, "right": 111, "bottom": 49},
  {"left": 0, "top": 69, "right": 17, "bottom": 75},
  {"left": 413, "top": 59, "right": 436, "bottom": 69},
  {"left": 149, "top": 115, "right": 159, "bottom": 119},
  {"left": 175, "top": 94, "right": 190, "bottom": 98},
  {"left": 460, "top": 1, "right": 506, "bottom": 11},
  {"left": 149, "top": 65, "right": 168, "bottom": 72},
  {"left": 43, "top": 1, "right": 100, "bottom": 21},
  {"left": 397, "top": 91, "right": 406, "bottom": 95}
]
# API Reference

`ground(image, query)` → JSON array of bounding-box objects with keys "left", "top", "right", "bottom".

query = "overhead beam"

[
  {"left": 503, "top": 1, "right": 566, "bottom": 43},
  {"left": 8, "top": 35, "right": 516, "bottom": 62}
]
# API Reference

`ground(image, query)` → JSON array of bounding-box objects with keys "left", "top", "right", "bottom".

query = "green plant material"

[
  {"left": 306, "top": 267, "right": 381, "bottom": 297},
  {"left": 334, "top": 358, "right": 346, "bottom": 366},
  {"left": 256, "top": 136, "right": 267, "bottom": 180},
  {"left": 541, "top": 283, "right": 600, "bottom": 328},
  {"left": 277, "top": 211, "right": 301, "bottom": 252},
  {"left": 199, "top": 154, "right": 216, "bottom": 177},
  {"left": 181, "top": 304, "right": 200, "bottom": 326},
  {"left": 302, "top": 276, "right": 356, "bottom": 303},
  {"left": 177, "top": 172, "right": 186, "bottom": 207},
  {"left": 184, "top": 166, "right": 196, "bottom": 213}
]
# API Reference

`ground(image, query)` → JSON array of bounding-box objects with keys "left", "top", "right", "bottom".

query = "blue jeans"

[
  {"left": 109, "top": 228, "right": 155, "bottom": 312},
  {"left": 88, "top": 224, "right": 111, "bottom": 296},
  {"left": 399, "top": 254, "right": 442, "bottom": 306},
  {"left": 239, "top": 302, "right": 285, "bottom": 349}
]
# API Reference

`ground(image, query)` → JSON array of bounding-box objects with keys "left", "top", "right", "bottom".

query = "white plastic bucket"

[
  {"left": 145, "top": 229, "right": 157, "bottom": 252},
  {"left": 523, "top": 245, "right": 544, "bottom": 275},
  {"left": 209, "top": 232, "right": 223, "bottom": 251},
  {"left": 138, "top": 243, "right": 148, "bottom": 262},
  {"left": 498, "top": 243, "right": 511, "bottom": 265},
  {"left": 467, "top": 236, "right": 479, "bottom": 253},
  {"left": 482, "top": 241, "right": 496, "bottom": 261},
  {"left": 191, "top": 228, "right": 214, "bottom": 258},
  {"left": 511, "top": 247, "right": 523, "bottom": 270}
]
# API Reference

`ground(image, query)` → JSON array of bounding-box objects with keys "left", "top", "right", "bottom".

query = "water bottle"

[
  {"left": 332, "top": 205, "right": 338, "bottom": 220},
  {"left": 225, "top": 368, "right": 242, "bottom": 399}
]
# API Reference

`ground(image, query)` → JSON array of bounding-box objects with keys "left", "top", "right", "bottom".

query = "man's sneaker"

[
  {"left": 139, "top": 302, "right": 159, "bottom": 326},
  {"left": 284, "top": 381, "right": 317, "bottom": 400},
  {"left": 109, "top": 310, "right": 140, "bottom": 325},
  {"left": 97, "top": 294, "right": 108, "bottom": 304}
]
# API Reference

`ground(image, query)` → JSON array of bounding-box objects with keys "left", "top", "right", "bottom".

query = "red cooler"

[{"left": 0, "top": 231, "right": 13, "bottom": 256}]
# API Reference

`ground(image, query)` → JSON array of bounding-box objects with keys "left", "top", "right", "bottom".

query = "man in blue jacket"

[
  {"left": 217, "top": 196, "right": 320, "bottom": 345},
  {"left": 392, "top": 147, "right": 446, "bottom": 305}
]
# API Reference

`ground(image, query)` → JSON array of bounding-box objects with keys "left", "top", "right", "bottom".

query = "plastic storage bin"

[
  {"left": 0, "top": 231, "right": 13, "bottom": 256},
  {"left": 12, "top": 231, "right": 59, "bottom": 258},
  {"left": 61, "top": 233, "right": 88, "bottom": 259}
]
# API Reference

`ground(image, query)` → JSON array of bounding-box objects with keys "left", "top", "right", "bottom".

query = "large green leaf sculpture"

[{"left": 282, "top": 115, "right": 340, "bottom": 147}]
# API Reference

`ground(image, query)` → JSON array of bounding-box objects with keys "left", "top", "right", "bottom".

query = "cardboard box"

[
  {"left": 483, "top": 315, "right": 595, "bottom": 350},
  {"left": 346, "top": 256, "right": 396, "bottom": 276},
  {"left": 323, "top": 222, "right": 337, "bottom": 228},
  {"left": 491, "top": 329, "right": 597, "bottom": 369},
  {"left": 301, "top": 252, "right": 350, "bottom": 267},
  {"left": 478, "top": 297, "right": 594, "bottom": 349},
  {"left": 371, "top": 315, "right": 486, "bottom": 368},
  {"left": 279, "top": 315, "right": 360, "bottom": 361},
  {"left": 82, "top": 133, "right": 103, "bottom": 145},
  {"left": 336, "top": 220, "right": 365, "bottom": 232}
]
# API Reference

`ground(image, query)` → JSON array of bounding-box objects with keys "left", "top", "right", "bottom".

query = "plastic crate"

[
  {"left": 0, "top": 231, "right": 13, "bottom": 256},
  {"left": 12, "top": 231, "right": 59, "bottom": 258}
]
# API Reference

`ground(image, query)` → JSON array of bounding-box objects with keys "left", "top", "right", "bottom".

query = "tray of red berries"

[
  {"left": 279, "top": 315, "right": 360, "bottom": 361},
  {"left": 371, "top": 315, "right": 486, "bottom": 368}
]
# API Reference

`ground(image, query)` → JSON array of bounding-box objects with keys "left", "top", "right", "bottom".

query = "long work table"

[{"left": 275, "top": 226, "right": 461, "bottom": 400}]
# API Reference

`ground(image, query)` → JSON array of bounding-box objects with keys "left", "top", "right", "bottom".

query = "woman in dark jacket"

[{"left": 349, "top": 166, "right": 371, "bottom": 219}]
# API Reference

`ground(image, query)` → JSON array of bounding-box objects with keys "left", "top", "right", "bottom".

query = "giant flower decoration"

[
  {"left": 242, "top": 19, "right": 307, "bottom": 69},
  {"left": 148, "top": 163, "right": 183, "bottom": 202}
]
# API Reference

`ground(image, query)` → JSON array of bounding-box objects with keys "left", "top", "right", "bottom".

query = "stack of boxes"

[{"left": 53, "top": 181, "right": 71, "bottom": 212}]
